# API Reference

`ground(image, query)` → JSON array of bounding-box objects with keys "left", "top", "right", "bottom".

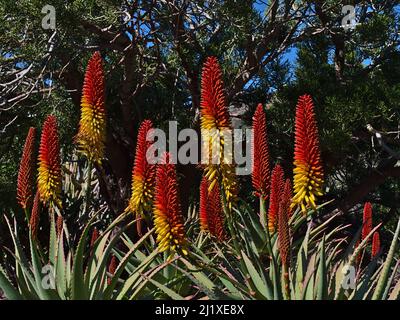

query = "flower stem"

[
  {"left": 24, "top": 207, "right": 30, "bottom": 226},
  {"left": 85, "top": 161, "right": 93, "bottom": 216},
  {"left": 260, "top": 197, "right": 281, "bottom": 299},
  {"left": 260, "top": 196, "right": 267, "bottom": 229},
  {"left": 282, "top": 263, "right": 290, "bottom": 300}
]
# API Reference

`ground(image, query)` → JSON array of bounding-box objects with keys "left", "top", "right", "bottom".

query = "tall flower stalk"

[
  {"left": 200, "top": 176, "right": 226, "bottom": 241},
  {"left": 17, "top": 127, "right": 36, "bottom": 213},
  {"left": 292, "top": 94, "right": 324, "bottom": 214},
  {"left": 75, "top": 51, "right": 106, "bottom": 164},
  {"left": 252, "top": 103, "right": 271, "bottom": 227},
  {"left": 362, "top": 202, "right": 373, "bottom": 241},
  {"left": 268, "top": 164, "right": 284, "bottom": 233},
  {"left": 200, "top": 56, "right": 237, "bottom": 212},
  {"left": 278, "top": 179, "right": 292, "bottom": 300},
  {"left": 372, "top": 231, "right": 380, "bottom": 258},
  {"left": 126, "top": 120, "right": 156, "bottom": 233},
  {"left": 252, "top": 103, "right": 271, "bottom": 198},
  {"left": 357, "top": 202, "right": 374, "bottom": 265},
  {"left": 37, "top": 115, "right": 62, "bottom": 208},
  {"left": 75, "top": 51, "right": 106, "bottom": 215},
  {"left": 29, "top": 191, "right": 41, "bottom": 240},
  {"left": 153, "top": 152, "right": 187, "bottom": 255}
]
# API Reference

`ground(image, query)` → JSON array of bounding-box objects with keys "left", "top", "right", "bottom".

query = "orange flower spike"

[
  {"left": 371, "top": 231, "right": 380, "bottom": 258},
  {"left": 56, "top": 215, "right": 63, "bottom": 237},
  {"left": 107, "top": 255, "right": 117, "bottom": 285},
  {"left": 90, "top": 227, "right": 99, "bottom": 250},
  {"left": 76, "top": 51, "right": 106, "bottom": 163},
  {"left": 200, "top": 56, "right": 231, "bottom": 131},
  {"left": 200, "top": 56, "right": 237, "bottom": 210},
  {"left": 17, "top": 127, "right": 36, "bottom": 210},
  {"left": 153, "top": 152, "right": 188, "bottom": 255},
  {"left": 268, "top": 164, "right": 284, "bottom": 233},
  {"left": 278, "top": 179, "right": 292, "bottom": 301},
  {"left": 292, "top": 94, "right": 324, "bottom": 214},
  {"left": 29, "top": 191, "right": 41, "bottom": 240},
  {"left": 252, "top": 104, "right": 271, "bottom": 199},
  {"left": 278, "top": 179, "right": 292, "bottom": 268},
  {"left": 200, "top": 176, "right": 226, "bottom": 241},
  {"left": 37, "top": 115, "right": 62, "bottom": 208},
  {"left": 126, "top": 120, "right": 156, "bottom": 216},
  {"left": 361, "top": 202, "right": 373, "bottom": 241},
  {"left": 199, "top": 177, "right": 210, "bottom": 232}
]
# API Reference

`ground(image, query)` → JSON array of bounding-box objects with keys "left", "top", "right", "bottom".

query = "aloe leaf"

[
  {"left": 116, "top": 250, "right": 159, "bottom": 299},
  {"left": 55, "top": 232, "right": 67, "bottom": 299},
  {"left": 103, "top": 228, "right": 155, "bottom": 299},
  {"left": 372, "top": 218, "right": 400, "bottom": 300},
  {"left": 71, "top": 221, "right": 92, "bottom": 299},
  {"left": 171, "top": 263, "right": 218, "bottom": 300},
  {"left": 382, "top": 259, "right": 400, "bottom": 300},
  {"left": 219, "top": 276, "right": 245, "bottom": 299},
  {"left": 388, "top": 278, "right": 400, "bottom": 300},
  {"left": 295, "top": 221, "right": 312, "bottom": 299},
  {"left": 144, "top": 276, "right": 184, "bottom": 300},
  {"left": 85, "top": 229, "right": 111, "bottom": 293},
  {"left": 89, "top": 221, "right": 138, "bottom": 299},
  {"left": 316, "top": 236, "right": 327, "bottom": 300},
  {"left": 29, "top": 235, "right": 59, "bottom": 299},
  {"left": 49, "top": 212, "right": 57, "bottom": 267},
  {"left": 352, "top": 257, "right": 379, "bottom": 300},
  {"left": 5, "top": 217, "right": 37, "bottom": 294},
  {"left": 130, "top": 258, "right": 180, "bottom": 299},
  {"left": 0, "top": 265, "right": 23, "bottom": 300},
  {"left": 302, "top": 252, "right": 317, "bottom": 300},
  {"left": 179, "top": 257, "right": 215, "bottom": 293},
  {"left": 241, "top": 251, "right": 271, "bottom": 299}
]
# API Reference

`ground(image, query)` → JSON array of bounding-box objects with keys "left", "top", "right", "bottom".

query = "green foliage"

[{"left": 1, "top": 199, "right": 399, "bottom": 300}]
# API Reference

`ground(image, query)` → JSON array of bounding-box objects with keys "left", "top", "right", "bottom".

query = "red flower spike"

[
  {"left": 107, "top": 255, "right": 117, "bottom": 285},
  {"left": 200, "top": 176, "right": 226, "bottom": 241},
  {"left": 17, "top": 127, "right": 36, "bottom": 210},
  {"left": 37, "top": 115, "right": 62, "bottom": 208},
  {"left": 29, "top": 191, "right": 41, "bottom": 240},
  {"left": 76, "top": 51, "right": 106, "bottom": 163},
  {"left": 278, "top": 179, "right": 292, "bottom": 268},
  {"left": 126, "top": 120, "right": 156, "bottom": 216},
  {"left": 268, "top": 164, "right": 285, "bottom": 233},
  {"left": 90, "top": 227, "right": 99, "bottom": 250},
  {"left": 292, "top": 94, "right": 324, "bottom": 213},
  {"left": 371, "top": 231, "right": 380, "bottom": 258},
  {"left": 153, "top": 152, "right": 188, "bottom": 255},
  {"left": 200, "top": 56, "right": 237, "bottom": 211},
  {"left": 361, "top": 202, "right": 373, "bottom": 241},
  {"left": 252, "top": 104, "right": 271, "bottom": 198},
  {"left": 200, "top": 56, "right": 231, "bottom": 131},
  {"left": 56, "top": 215, "right": 63, "bottom": 237}
]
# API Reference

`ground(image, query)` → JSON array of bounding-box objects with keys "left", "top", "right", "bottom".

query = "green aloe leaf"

[
  {"left": 55, "top": 232, "right": 67, "bottom": 299},
  {"left": 144, "top": 276, "right": 184, "bottom": 300},
  {"left": 316, "top": 236, "right": 327, "bottom": 300},
  {"left": 71, "top": 221, "right": 92, "bottom": 299},
  {"left": 372, "top": 218, "right": 400, "bottom": 300},
  {"left": 241, "top": 251, "right": 271, "bottom": 299},
  {"left": 29, "top": 235, "right": 59, "bottom": 300},
  {"left": 0, "top": 265, "right": 23, "bottom": 300},
  {"left": 103, "top": 228, "right": 155, "bottom": 299}
]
